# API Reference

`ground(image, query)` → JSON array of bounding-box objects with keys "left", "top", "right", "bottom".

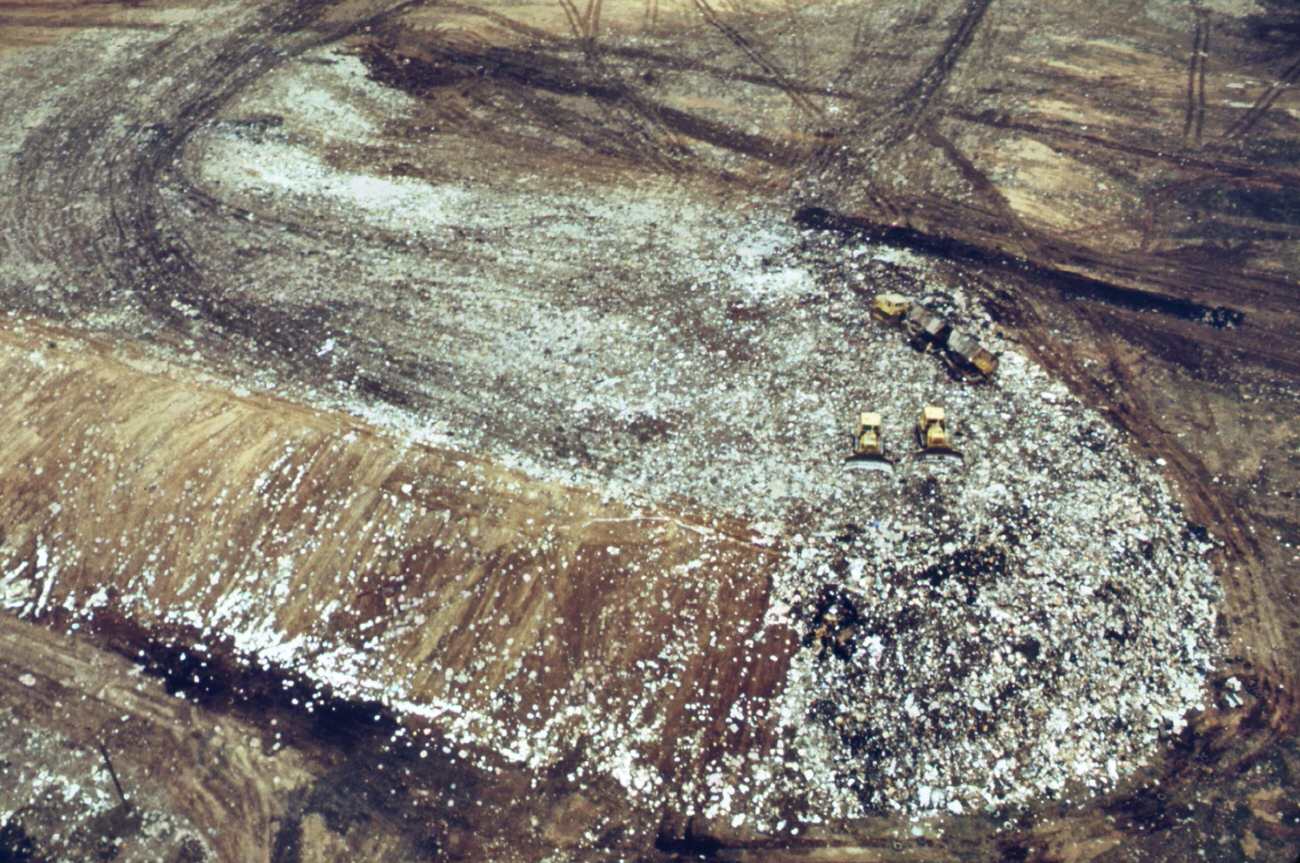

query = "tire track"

[
  {"left": 361, "top": 42, "right": 809, "bottom": 166},
  {"left": 1225, "top": 52, "right": 1300, "bottom": 140},
  {"left": 2, "top": 0, "right": 433, "bottom": 372},
  {"left": 893, "top": 0, "right": 992, "bottom": 129},
  {"left": 808, "top": 0, "right": 993, "bottom": 207},
  {"left": 952, "top": 108, "right": 1300, "bottom": 185},
  {"left": 1182, "top": 9, "right": 1209, "bottom": 147},
  {"left": 922, "top": 120, "right": 1042, "bottom": 260},
  {"left": 689, "top": 0, "right": 823, "bottom": 118},
  {"left": 831, "top": 0, "right": 993, "bottom": 151}
]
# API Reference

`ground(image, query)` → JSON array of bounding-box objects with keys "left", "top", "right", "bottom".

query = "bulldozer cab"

[
  {"left": 904, "top": 306, "right": 950, "bottom": 352},
  {"left": 856, "top": 412, "right": 882, "bottom": 449},
  {"left": 871, "top": 293, "right": 912, "bottom": 322}
]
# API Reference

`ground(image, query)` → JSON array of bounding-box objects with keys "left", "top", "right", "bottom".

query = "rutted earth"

[{"left": 0, "top": 0, "right": 1298, "bottom": 860}]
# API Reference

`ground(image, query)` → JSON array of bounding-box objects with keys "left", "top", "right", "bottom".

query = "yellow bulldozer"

[
  {"left": 844, "top": 411, "right": 894, "bottom": 474},
  {"left": 914, "top": 405, "right": 963, "bottom": 462},
  {"left": 870, "top": 293, "right": 913, "bottom": 322}
]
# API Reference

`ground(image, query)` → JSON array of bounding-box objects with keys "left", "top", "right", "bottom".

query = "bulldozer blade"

[
  {"left": 844, "top": 454, "right": 895, "bottom": 474},
  {"left": 912, "top": 448, "right": 965, "bottom": 464}
]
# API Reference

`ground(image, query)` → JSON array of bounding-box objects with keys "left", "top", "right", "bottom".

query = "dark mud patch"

[
  {"left": 0, "top": 820, "right": 38, "bottom": 863},
  {"left": 57, "top": 608, "right": 492, "bottom": 853},
  {"left": 1192, "top": 184, "right": 1300, "bottom": 227},
  {"left": 1243, "top": 0, "right": 1300, "bottom": 60},
  {"left": 653, "top": 826, "right": 723, "bottom": 858},
  {"left": 1107, "top": 785, "right": 1173, "bottom": 832},
  {"left": 792, "top": 206, "right": 1246, "bottom": 329}
]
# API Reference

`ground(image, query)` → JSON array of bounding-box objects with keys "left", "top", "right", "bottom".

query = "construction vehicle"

[
  {"left": 870, "top": 292, "right": 1000, "bottom": 382},
  {"left": 870, "top": 293, "right": 913, "bottom": 323},
  {"left": 945, "top": 330, "right": 999, "bottom": 379},
  {"left": 914, "top": 405, "right": 964, "bottom": 462},
  {"left": 844, "top": 411, "right": 894, "bottom": 473},
  {"left": 904, "top": 304, "right": 950, "bottom": 351}
]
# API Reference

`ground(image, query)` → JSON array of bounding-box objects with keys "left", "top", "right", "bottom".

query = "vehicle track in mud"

[
  {"left": 1225, "top": 52, "right": 1300, "bottom": 141},
  {"left": 3, "top": 0, "right": 429, "bottom": 377},
  {"left": 1182, "top": 9, "right": 1209, "bottom": 147}
]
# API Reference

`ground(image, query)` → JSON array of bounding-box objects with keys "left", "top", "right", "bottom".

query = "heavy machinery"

[
  {"left": 844, "top": 411, "right": 894, "bottom": 473},
  {"left": 870, "top": 291, "right": 999, "bottom": 382},
  {"left": 914, "top": 405, "right": 964, "bottom": 462},
  {"left": 904, "top": 304, "right": 950, "bottom": 351},
  {"left": 945, "top": 330, "right": 999, "bottom": 379},
  {"left": 870, "top": 293, "right": 913, "bottom": 322}
]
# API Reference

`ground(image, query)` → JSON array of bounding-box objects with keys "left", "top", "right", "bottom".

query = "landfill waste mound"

[{"left": 4, "top": 0, "right": 1276, "bottom": 854}]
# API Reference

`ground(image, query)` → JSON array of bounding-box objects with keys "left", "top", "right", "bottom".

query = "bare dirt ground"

[{"left": 0, "top": 0, "right": 1298, "bottom": 860}]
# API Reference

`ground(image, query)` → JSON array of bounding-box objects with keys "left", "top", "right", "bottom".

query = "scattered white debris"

[{"left": 0, "top": 32, "right": 1226, "bottom": 836}]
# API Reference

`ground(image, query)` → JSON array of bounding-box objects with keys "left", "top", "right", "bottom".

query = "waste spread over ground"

[{"left": 0, "top": 17, "right": 1222, "bottom": 834}]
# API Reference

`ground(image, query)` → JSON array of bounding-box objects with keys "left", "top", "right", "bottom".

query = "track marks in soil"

[
  {"left": 558, "top": 0, "right": 603, "bottom": 42},
  {"left": 921, "top": 121, "right": 1041, "bottom": 259},
  {"left": 4, "top": 0, "right": 437, "bottom": 377},
  {"left": 359, "top": 42, "right": 809, "bottom": 166},
  {"left": 1183, "top": 9, "right": 1209, "bottom": 147},
  {"left": 831, "top": 0, "right": 994, "bottom": 158},
  {"left": 1224, "top": 52, "right": 1300, "bottom": 140},
  {"left": 894, "top": 0, "right": 992, "bottom": 129},
  {"left": 812, "top": 0, "right": 994, "bottom": 219},
  {"left": 689, "top": 0, "right": 822, "bottom": 118}
]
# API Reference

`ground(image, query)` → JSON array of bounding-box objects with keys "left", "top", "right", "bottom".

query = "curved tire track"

[{"left": 2, "top": 0, "right": 425, "bottom": 365}]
